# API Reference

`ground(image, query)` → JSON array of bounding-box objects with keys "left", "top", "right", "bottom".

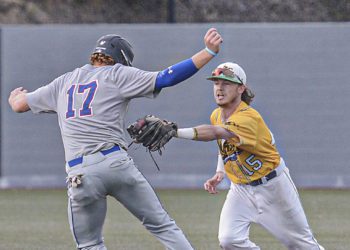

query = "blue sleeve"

[{"left": 155, "top": 58, "right": 198, "bottom": 90}]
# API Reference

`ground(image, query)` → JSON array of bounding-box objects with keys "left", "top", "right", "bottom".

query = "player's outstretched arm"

[
  {"left": 154, "top": 28, "right": 223, "bottom": 90},
  {"left": 8, "top": 87, "right": 30, "bottom": 113},
  {"left": 176, "top": 124, "right": 238, "bottom": 142}
]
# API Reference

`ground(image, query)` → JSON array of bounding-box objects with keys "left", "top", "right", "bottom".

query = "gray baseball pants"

[{"left": 66, "top": 148, "right": 193, "bottom": 250}]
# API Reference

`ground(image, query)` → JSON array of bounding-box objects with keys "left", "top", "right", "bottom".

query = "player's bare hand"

[
  {"left": 204, "top": 28, "right": 223, "bottom": 54},
  {"left": 204, "top": 171, "right": 225, "bottom": 194},
  {"left": 10, "top": 87, "right": 28, "bottom": 95},
  {"left": 9, "top": 87, "right": 27, "bottom": 102},
  {"left": 11, "top": 86, "right": 27, "bottom": 94},
  {"left": 9, "top": 87, "right": 29, "bottom": 112}
]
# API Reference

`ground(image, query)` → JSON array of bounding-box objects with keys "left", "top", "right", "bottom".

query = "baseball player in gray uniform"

[{"left": 8, "top": 28, "right": 223, "bottom": 250}]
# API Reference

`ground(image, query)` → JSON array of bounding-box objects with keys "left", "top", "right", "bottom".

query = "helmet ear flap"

[
  {"left": 120, "top": 49, "right": 132, "bottom": 66},
  {"left": 119, "top": 38, "right": 134, "bottom": 66}
]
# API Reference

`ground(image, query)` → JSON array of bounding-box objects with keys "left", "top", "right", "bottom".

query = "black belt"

[
  {"left": 68, "top": 145, "right": 121, "bottom": 168},
  {"left": 248, "top": 169, "right": 277, "bottom": 186}
]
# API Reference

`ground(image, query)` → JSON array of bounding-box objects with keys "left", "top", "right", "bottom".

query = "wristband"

[
  {"left": 193, "top": 127, "right": 199, "bottom": 140},
  {"left": 176, "top": 128, "right": 197, "bottom": 140},
  {"left": 205, "top": 47, "right": 217, "bottom": 57}
]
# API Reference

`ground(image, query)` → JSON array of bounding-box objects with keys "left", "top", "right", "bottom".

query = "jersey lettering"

[
  {"left": 238, "top": 162, "right": 254, "bottom": 176},
  {"left": 245, "top": 154, "right": 263, "bottom": 171},
  {"left": 66, "top": 84, "right": 76, "bottom": 119},
  {"left": 223, "top": 150, "right": 254, "bottom": 177},
  {"left": 78, "top": 81, "right": 98, "bottom": 117},
  {"left": 224, "top": 152, "right": 262, "bottom": 177},
  {"left": 65, "top": 81, "right": 98, "bottom": 119}
]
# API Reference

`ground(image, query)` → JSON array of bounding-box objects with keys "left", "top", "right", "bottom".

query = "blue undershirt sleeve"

[{"left": 155, "top": 58, "right": 199, "bottom": 91}]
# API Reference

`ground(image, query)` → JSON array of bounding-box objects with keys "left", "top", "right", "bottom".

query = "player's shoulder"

[
  {"left": 79, "top": 63, "right": 117, "bottom": 72},
  {"left": 210, "top": 108, "right": 221, "bottom": 124},
  {"left": 49, "top": 65, "right": 93, "bottom": 88},
  {"left": 50, "top": 68, "right": 77, "bottom": 85},
  {"left": 102, "top": 63, "right": 143, "bottom": 77},
  {"left": 236, "top": 103, "right": 263, "bottom": 123},
  {"left": 211, "top": 107, "right": 221, "bottom": 116},
  {"left": 238, "top": 102, "right": 258, "bottom": 114},
  {"left": 57, "top": 64, "right": 90, "bottom": 78}
]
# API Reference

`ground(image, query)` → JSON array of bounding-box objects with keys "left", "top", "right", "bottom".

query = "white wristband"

[{"left": 176, "top": 128, "right": 197, "bottom": 140}]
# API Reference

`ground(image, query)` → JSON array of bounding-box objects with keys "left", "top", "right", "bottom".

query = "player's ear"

[{"left": 238, "top": 84, "right": 246, "bottom": 94}]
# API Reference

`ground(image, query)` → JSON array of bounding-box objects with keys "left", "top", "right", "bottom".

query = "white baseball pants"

[{"left": 218, "top": 163, "right": 324, "bottom": 250}]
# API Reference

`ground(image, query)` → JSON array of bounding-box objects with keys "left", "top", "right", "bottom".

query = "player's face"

[{"left": 213, "top": 80, "right": 244, "bottom": 108}]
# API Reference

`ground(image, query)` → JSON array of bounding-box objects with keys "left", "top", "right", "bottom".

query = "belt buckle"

[{"left": 261, "top": 176, "right": 268, "bottom": 184}]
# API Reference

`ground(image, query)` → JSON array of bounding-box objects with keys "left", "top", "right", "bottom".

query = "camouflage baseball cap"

[{"left": 207, "top": 62, "right": 247, "bottom": 85}]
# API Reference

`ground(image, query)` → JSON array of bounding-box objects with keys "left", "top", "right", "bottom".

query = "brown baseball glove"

[{"left": 127, "top": 115, "right": 178, "bottom": 153}]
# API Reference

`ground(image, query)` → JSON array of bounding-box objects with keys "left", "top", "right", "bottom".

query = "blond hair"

[{"left": 90, "top": 53, "right": 115, "bottom": 66}]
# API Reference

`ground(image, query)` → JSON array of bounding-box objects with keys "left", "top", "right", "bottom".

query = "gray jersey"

[{"left": 27, "top": 64, "right": 158, "bottom": 161}]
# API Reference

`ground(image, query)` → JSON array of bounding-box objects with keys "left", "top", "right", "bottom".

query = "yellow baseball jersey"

[{"left": 210, "top": 101, "right": 281, "bottom": 184}]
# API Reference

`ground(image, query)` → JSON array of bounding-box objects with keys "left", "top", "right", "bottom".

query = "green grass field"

[{"left": 0, "top": 189, "right": 349, "bottom": 250}]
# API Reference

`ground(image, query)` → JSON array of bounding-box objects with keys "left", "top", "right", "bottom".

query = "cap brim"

[{"left": 206, "top": 75, "right": 243, "bottom": 85}]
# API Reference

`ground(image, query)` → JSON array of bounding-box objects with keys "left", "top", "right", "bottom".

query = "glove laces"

[{"left": 128, "top": 141, "right": 161, "bottom": 171}]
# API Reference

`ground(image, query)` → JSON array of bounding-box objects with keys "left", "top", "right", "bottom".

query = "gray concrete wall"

[{"left": 1, "top": 23, "right": 349, "bottom": 188}]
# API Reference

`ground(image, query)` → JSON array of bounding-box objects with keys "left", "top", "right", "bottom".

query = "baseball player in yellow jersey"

[{"left": 175, "top": 62, "right": 324, "bottom": 249}]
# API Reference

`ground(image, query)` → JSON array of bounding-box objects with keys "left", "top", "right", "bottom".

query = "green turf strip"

[{"left": 0, "top": 189, "right": 348, "bottom": 250}]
